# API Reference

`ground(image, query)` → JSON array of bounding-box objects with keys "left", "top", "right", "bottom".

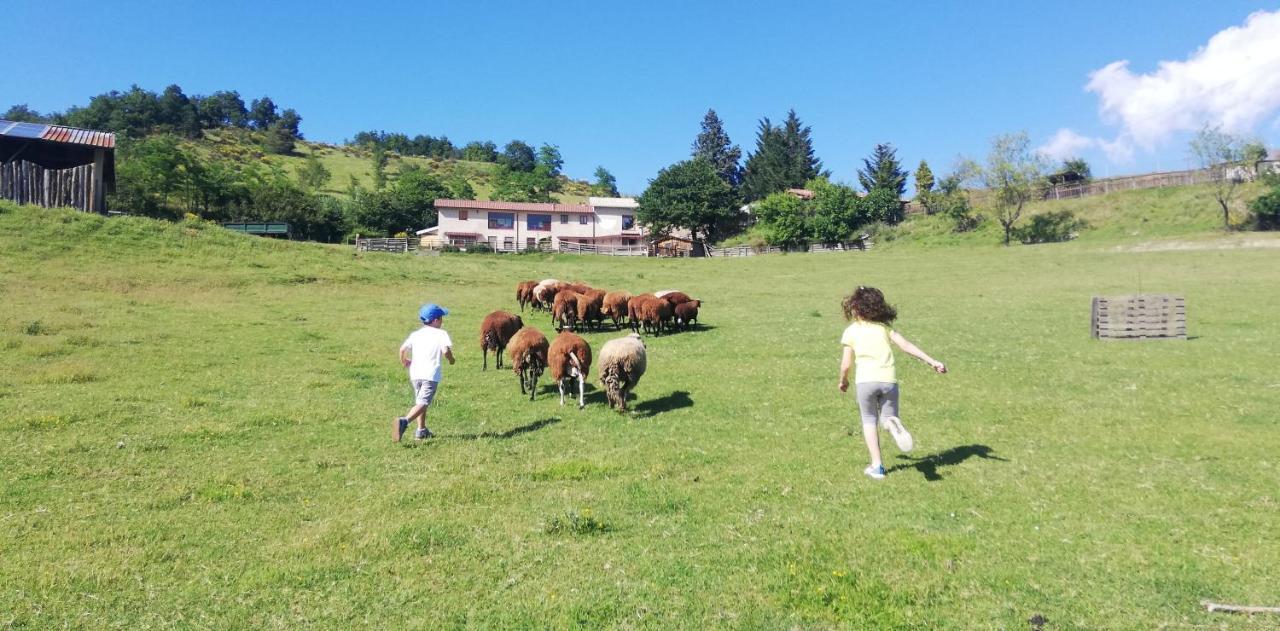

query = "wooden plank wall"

[
  {"left": 0, "top": 160, "right": 96, "bottom": 212},
  {"left": 1092, "top": 295, "right": 1187, "bottom": 340}
]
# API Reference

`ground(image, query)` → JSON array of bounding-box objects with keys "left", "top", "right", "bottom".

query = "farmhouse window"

[
  {"left": 488, "top": 212, "right": 514, "bottom": 230},
  {"left": 503, "top": 237, "right": 514, "bottom": 250},
  {"left": 579, "top": 215, "right": 590, "bottom": 225},
  {"left": 560, "top": 214, "right": 569, "bottom": 224},
  {"left": 622, "top": 215, "right": 635, "bottom": 230},
  {"left": 527, "top": 214, "right": 552, "bottom": 231},
  {"left": 459, "top": 210, "right": 468, "bottom": 221},
  {"left": 527, "top": 237, "right": 536, "bottom": 249}
]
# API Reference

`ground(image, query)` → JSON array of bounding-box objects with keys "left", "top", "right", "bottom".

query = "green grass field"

[{"left": 2, "top": 198, "right": 1279, "bottom": 628}]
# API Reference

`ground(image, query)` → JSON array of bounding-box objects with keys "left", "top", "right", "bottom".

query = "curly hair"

[{"left": 841, "top": 286, "right": 897, "bottom": 324}]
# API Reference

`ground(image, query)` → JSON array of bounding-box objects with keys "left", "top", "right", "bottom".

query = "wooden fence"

[
  {"left": 808, "top": 239, "right": 873, "bottom": 253},
  {"left": 356, "top": 237, "right": 417, "bottom": 253},
  {"left": 557, "top": 241, "right": 648, "bottom": 256},
  {"left": 0, "top": 160, "right": 99, "bottom": 212},
  {"left": 905, "top": 161, "right": 1280, "bottom": 215}
]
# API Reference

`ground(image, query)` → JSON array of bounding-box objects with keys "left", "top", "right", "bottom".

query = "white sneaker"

[
  {"left": 882, "top": 416, "right": 913, "bottom": 452},
  {"left": 864, "top": 464, "right": 886, "bottom": 480}
]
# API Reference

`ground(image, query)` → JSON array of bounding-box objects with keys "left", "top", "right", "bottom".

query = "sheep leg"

[
  {"left": 483, "top": 346, "right": 488, "bottom": 371},
  {"left": 496, "top": 343, "right": 504, "bottom": 369},
  {"left": 557, "top": 378, "right": 565, "bottom": 406},
  {"left": 577, "top": 371, "right": 585, "bottom": 409}
]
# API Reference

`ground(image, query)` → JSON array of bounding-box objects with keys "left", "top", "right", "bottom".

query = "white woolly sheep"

[
  {"left": 598, "top": 333, "right": 647, "bottom": 412},
  {"left": 548, "top": 331, "right": 592, "bottom": 409}
]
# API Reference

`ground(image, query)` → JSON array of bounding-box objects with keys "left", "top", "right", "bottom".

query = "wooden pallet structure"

[{"left": 1092, "top": 295, "right": 1186, "bottom": 340}]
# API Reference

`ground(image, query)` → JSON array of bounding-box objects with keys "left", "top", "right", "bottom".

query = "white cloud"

[
  {"left": 1084, "top": 9, "right": 1280, "bottom": 152},
  {"left": 1038, "top": 128, "right": 1096, "bottom": 160}
]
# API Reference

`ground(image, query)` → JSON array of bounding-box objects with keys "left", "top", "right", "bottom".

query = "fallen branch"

[{"left": 1202, "top": 600, "right": 1280, "bottom": 615}]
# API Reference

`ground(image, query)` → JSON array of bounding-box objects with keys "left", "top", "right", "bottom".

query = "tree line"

[{"left": 6, "top": 84, "right": 303, "bottom": 154}]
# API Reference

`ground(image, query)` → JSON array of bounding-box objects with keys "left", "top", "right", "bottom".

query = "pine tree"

[
  {"left": 780, "top": 109, "right": 825, "bottom": 185},
  {"left": 858, "top": 143, "right": 907, "bottom": 197},
  {"left": 914, "top": 160, "right": 934, "bottom": 200},
  {"left": 691, "top": 109, "right": 742, "bottom": 189},
  {"left": 741, "top": 111, "right": 826, "bottom": 201}
]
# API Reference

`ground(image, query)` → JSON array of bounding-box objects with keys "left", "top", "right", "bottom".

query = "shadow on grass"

[
  {"left": 632, "top": 390, "right": 694, "bottom": 418},
  {"left": 447, "top": 417, "right": 562, "bottom": 441},
  {"left": 887, "top": 443, "right": 1008, "bottom": 482}
]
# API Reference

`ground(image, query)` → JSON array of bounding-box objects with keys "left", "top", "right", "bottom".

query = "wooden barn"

[{"left": 0, "top": 120, "right": 116, "bottom": 213}]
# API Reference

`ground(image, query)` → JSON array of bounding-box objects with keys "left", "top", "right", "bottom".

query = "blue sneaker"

[
  {"left": 415, "top": 427, "right": 434, "bottom": 440},
  {"left": 864, "top": 464, "right": 886, "bottom": 480},
  {"left": 393, "top": 417, "right": 409, "bottom": 442}
]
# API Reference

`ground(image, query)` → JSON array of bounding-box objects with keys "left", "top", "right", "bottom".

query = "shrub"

[
  {"left": 1015, "top": 210, "right": 1087, "bottom": 244},
  {"left": 543, "top": 509, "right": 611, "bottom": 536},
  {"left": 1250, "top": 186, "right": 1280, "bottom": 231}
]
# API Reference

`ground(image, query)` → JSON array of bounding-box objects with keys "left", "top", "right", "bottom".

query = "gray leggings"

[{"left": 856, "top": 382, "right": 899, "bottom": 427}]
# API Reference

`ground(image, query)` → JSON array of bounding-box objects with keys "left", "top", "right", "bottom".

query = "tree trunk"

[{"left": 1219, "top": 197, "right": 1231, "bottom": 229}]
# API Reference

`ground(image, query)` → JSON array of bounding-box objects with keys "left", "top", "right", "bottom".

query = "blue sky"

[{"left": 3, "top": 1, "right": 1277, "bottom": 193}]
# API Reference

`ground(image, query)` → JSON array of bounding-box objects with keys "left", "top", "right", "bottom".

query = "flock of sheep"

[{"left": 478, "top": 279, "right": 704, "bottom": 411}]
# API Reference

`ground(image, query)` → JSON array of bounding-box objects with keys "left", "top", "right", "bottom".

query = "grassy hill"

[
  {"left": 3, "top": 201, "right": 1279, "bottom": 627},
  {"left": 196, "top": 128, "right": 595, "bottom": 203},
  {"left": 881, "top": 180, "right": 1272, "bottom": 248}
]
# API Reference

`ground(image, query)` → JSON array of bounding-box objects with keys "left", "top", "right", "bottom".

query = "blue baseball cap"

[{"left": 419, "top": 303, "right": 449, "bottom": 323}]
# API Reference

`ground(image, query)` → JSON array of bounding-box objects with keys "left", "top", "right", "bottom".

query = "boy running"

[{"left": 395, "top": 303, "right": 455, "bottom": 441}]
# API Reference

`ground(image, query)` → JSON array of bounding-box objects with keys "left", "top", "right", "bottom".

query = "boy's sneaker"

[
  {"left": 882, "top": 415, "right": 913, "bottom": 453},
  {"left": 393, "top": 417, "right": 409, "bottom": 442},
  {"left": 414, "top": 427, "right": 434, "bottom": 440},
  {"left": 864, "top": 464, "right": 886, "bottom": 480}
]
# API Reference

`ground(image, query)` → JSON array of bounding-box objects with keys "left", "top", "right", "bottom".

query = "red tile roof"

[{"left": 435, "top": 199, "right": 592, "bottom": 213}]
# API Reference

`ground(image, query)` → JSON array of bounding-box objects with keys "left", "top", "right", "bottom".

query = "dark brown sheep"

[
  {"left": 507, "top": 327, "right": 549, "bottom": 401},
  {"left": 576, "top": 289, "right": 606, "bottom": 331},
  {"left": 674, "top": 300, "right": 700, "bottom": 331},
  {"left": 552, "top": 290, "right": 580, "bottom": 332},
  {"left": 601, "top": 291, "right": 632, "bottom": 330},
  {"left": 627, "top": 293, "right": 656, "bottom": 334},
  {"left": 480, "top": 311, "right": 523, "bottom": 370},
  {"left": 516, "top": 280, "right": 538, "bottom": 312},
  {"left": 548, "top": 331, "right": 593, "bottom": 409}
]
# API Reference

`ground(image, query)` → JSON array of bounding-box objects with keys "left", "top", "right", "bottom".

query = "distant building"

[
  {"left": 0, "top": 120, "right": 115, "bottom": 213},
  {"left": 433, "top": 197, "right": 646, "bottom": 251}
]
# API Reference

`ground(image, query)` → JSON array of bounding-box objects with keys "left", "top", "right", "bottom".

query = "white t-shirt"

[{"left": 401, "top": 326, "right": 453, "bottom": 382}]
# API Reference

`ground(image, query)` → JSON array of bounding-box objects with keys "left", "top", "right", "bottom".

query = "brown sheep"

[
  {"left": 598, "top": 334, "right": 647, "bottom": 412},
  {"left": 631, "top": 295, "right": 671, "bottom": 335},
  {"left": 480, "top": 311, "right": 523, "bottom": 371},
  {"left": 516, "top": 280, "right": 538, "bottom": 312},
  {"left": 659, "top": 291, "right": 694, "bottom": 307},
  {"left": 627, "top": 294, "right": 656, "bottom": 334},
  {"left": 601, "top": 291, "right": 632, "bottom": 330},
  {"left": 531, "top": 279, "right": 562, "bottom": 311},
  {"left": 576, "top": 289, "right": 606, "bottom": 331},
  {"left": 507, "top": 327, "right": 549, "bottom": 401},
  {"left": 674, "top": 300, "right": 700, "bottom": 331},
  {"left": 548, "top": 331, "right": 593, "bottom": 409},
  {"left": 552, "top": 290, "right": 580, "bottom": 331}
]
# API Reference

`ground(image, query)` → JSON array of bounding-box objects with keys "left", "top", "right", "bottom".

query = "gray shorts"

[
  {"left": 855, "top": 381, "right": 899, "bottom": 427},
  {"left": 411, "top": 380, "right": 438, "bottom": 406}
]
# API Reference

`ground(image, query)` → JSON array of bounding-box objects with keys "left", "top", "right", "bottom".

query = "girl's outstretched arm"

[
  {"left": 838, "top": 346, "right": 853, "bottom": 391},
  {"left": 889, "top": 331, "right": 947, "bottom": 373}
]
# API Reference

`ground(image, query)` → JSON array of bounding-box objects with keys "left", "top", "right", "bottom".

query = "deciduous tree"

[
  {"left": 1190, "top": 125, "right": 1248, "bottom": 229},
  {"left": 637, "top": 158, "right": 738, "bottom": 245},
  {"left": 976, "top": 132, "right": 1047, "bottom": 245}
]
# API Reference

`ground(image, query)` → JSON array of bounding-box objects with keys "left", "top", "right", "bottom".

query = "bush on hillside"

[
  {"left": 1015, "top": 210, "right": 1087, "bottom": 244},
  {"left": 1251, "top": 187, "right": 1280, "bottom": 230}
]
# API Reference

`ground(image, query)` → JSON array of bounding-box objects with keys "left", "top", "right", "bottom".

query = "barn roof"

[{"left": 0, "top": 120, "right": 116, "bottom": 149}]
